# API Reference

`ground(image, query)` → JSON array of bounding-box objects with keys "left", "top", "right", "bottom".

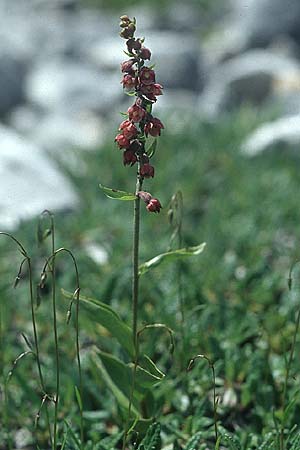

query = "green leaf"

[
  {"left": 62, "top": 289, "right": 134, "bottom": 357},
  {"left": 137, "top": 423, "right": 161, "bottom": 450},
  {"left": 222, "top": 434, "right": 241, "bottom": 450},
  {"left": 139, "top": 243, "right": 206, "bottom": 276},
  {"left": 90, "top": 349, "right": 164, "bottom": 416},
  {"left": 91, "top": 348, "right": 139, "bottom": 417},
  {"left": 183, "top": 432, "right": 202, "bottom": 450},
  {"left": 146, "top": 139, "right": 157, "bottom": 158},
  {"left": 74, "top": 386, "right": 83, "bottom": 412},
  {"left": 215, "top": 436, "right": 222, "bottom": 450},
  {"left": 139, "top": 355, "right": 165, "bottom": 380},
  {"left": 99, "top": 184, "right": 136, "bottom": 200}
]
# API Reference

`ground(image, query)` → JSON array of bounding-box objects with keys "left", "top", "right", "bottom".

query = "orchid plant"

[{"left": 101, "top": 15, "right": 165, "bottom": 349}]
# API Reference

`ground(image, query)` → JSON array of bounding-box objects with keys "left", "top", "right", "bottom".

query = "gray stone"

[
  {"left": 89, "top": 32, "right": 204, "bottom": 91},
  {"left": 25, "top": 59, "right": 122, "bottom": 116},
  {"left": 241, "top": 115, "right": 300, "bottom": 156},
  {"left": 231, "top": 0, "right": 300, "bottom": 48},
  {"left": 198, "top": 50, "right": 300, "bottom": 118},
  {"left": 10, "top": 107, "right": 106, "bottom": 154},
  {"left": 0, "top": 51, "right": 26, "bottom": 116},
  {"left": 0, "top": 125, "right": 78, "bottom": 230}
]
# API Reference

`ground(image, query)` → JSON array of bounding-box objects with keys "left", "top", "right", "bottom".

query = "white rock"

[
  {"left": 0, "top": 125, "right": 78, "bottom": 229},
  {"left": 242, "top": 115, "right": 300, "bottom": 156},
  {"left": 89, "top": 32, "right": 204, "bottom": 91},
  {"left": 198, "top": 50, "right": 300, "bottom": 118},
  {"left": 25, "top": 59, "right": 122, "bottom": 116},
  {"left": 231, "top": 0, "right": 300, "bottom": 47},
  {"left": 84, "top": 241, "right": 108, "bottom": 266}
]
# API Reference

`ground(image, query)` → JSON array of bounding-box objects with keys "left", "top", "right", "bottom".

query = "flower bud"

[
  {"left": 140, "top": 47, "right": 151, "bottom": 60},
  {"left": 115, "top": 133, "right": 130, "bottom": 149},
  {"left": 147, "top": 198, "right": 162, "bottom": 213},
  {"left": 137, "top": 191, "right": 152, "bottom": 204},
  {"left": 140, "top": 163, "right": 154, "bottom": 178},
  {"left": 120, "top": 23, "right": 136, "bottom": 39},
  {"left": 123, "top": 149, "right": 137, "bottom": 166},
  {"left": 128, "top": 104, "right": 146, "bottom": 122},
  {"left": 120, "top": 15, "right": 131, "bottom": 24}
]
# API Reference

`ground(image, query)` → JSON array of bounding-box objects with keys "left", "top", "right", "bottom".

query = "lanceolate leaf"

[
  {"left": 90, "top": 349, "right": 140, "bottom": 417},
  {"left": 62, "top": 289, "right": 134, "bottom": 357},
  {"left": 139, "top": 243, "right": 206, "bottom": 276},
  {"left": 90, "top": 349, "right": 165, "bottom": 416},
  {"left": 99, "top": 184, "right": 136, "bottom": 201}
]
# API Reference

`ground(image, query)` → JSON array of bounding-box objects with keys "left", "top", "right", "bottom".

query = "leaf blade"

[
  {"left": 139, "top": 243, "right": 206, "bottom": 276},
  {"left": 99, "top": 184, "right": 136, "bottom": 201},
  {"left": 62, "top": 289, "right": 134, "bottom": 357}
]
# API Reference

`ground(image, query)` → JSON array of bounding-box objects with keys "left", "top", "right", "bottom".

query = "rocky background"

[{"left": 1, "top": 0, "right": 300, "bottom": 229}]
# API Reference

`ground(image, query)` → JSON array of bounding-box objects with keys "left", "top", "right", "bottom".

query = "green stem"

[
  {"left": 1, "top": 300, "right": 12, "bottom": 450},
  {"left": 177, "top": 226, "right": 185, "bottom": 347},
  {"left": 50, "top": 221, "right": 60, "bottom": 450},
  {"left": 42, "top": 247, "right": 84, "bottom": 449},
  {"left": 132, "top": 165, "right": 143, "bottom": 349},
  {"left": 28, "top": 257, "right": 53, "bottom": 445},
  {"left": 187, "top": 355, "right": 218, "bottom": 443},
  {"left": 123, "top": 166, "right": 143, "bottom": 450}
]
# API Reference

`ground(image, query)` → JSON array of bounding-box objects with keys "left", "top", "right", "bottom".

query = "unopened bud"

[
  {"left": 137, "top": 191, "right": 152, "bottom": 204},
  {"left": 120, "top": 23, "right": 136, "bottom": 39},
  {"left": 140, "top": 47, "right": 151, "bottom": 60},
  {"left": 120, "top": 15, "right": 131, "bottom": 26}
]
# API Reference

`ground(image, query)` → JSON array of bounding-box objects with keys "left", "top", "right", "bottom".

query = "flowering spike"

[{"left": 116, "top": 16, "right": 164, "bottom": 213}]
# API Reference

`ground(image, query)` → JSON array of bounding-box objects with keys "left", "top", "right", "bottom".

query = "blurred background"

[
  {"left": 3, "top": 0, "right": 300, "bottom": 230},
  {"left": 1, "top": 0, "right": 300, "bottom": 229}
]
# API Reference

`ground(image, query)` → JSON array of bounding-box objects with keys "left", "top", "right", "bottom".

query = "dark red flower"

[
  {"left": 140, "top": 163, "right": 154, "bottom": 178},
  {"left": 121, "top": 59, "right": 135, "bottom": 73},
  {"left": 115, "top": 133, "right": 130, "bottom": 149},
  {"left": 123, "top": 149, "right": 137, "bottom": 166},
  {"left": 144, "top": 117, "right": 164, "bottom": 137},
  {"left": 153, "top": 83, "right": 163, "bottom": 96},
  {"left": 121, "top": 74, "right": 136, "bottom": 90},
  {"left": 140, "top": 47, "right": 151, "bottom": 60},
  {"left": 128, "top": 104, "right": 146, "bottom": 122},
  {"left": 119, "top": 120, "right": 138, "bottom": 139},
  {"left": 127, "top": 38, "right": 142, "bottom": 52},
  {"left": 147, "top": 198, "right": 162, "bottom": 213},
  {"left": 139, "top": 67, "right": 156, "bottom": 85}
]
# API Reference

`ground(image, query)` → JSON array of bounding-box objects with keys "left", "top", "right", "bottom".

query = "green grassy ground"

[{"left": 1, "top": 107, "right": 300, "bottom": 449}]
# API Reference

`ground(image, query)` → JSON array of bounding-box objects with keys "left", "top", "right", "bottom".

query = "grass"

[{"left": 1, "top": 106, "right": 300, "bottom": 448}]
